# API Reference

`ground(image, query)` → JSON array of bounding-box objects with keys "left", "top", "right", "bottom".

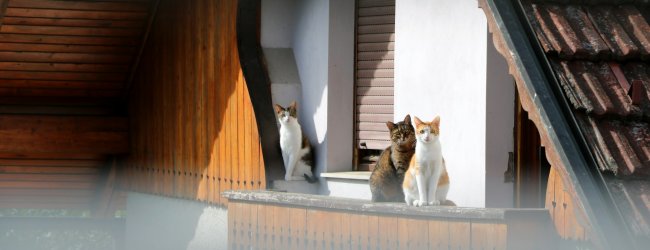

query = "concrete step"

[
  {"left": 270, "top": 179, "right": 319, "bottom": 194},
  {"left": 321, "top": 171, "right": 371, "bottom": 200}
]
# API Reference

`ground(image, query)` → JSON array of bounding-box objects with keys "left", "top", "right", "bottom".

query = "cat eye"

[{"left": 419, "top": 130, "right": 424, "bottom": 134}]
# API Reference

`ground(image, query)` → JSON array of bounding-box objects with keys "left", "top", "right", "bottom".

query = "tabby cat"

[
  {"left": 369, "top": 114, "right": 416, "bottom": 202},
  {"left": 274, "top": 101, "right": 317, "bottom": 183},
  {"left": 403, "top": 116, "right": 449, "bottom": 206}
]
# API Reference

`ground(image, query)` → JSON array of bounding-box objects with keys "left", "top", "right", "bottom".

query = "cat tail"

[{"left": 304, "top": 173, "right": 318, "bottom": 183}]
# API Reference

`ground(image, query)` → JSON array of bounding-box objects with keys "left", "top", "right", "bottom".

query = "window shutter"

[{"left": 355, "top": 0, "right": 395, "bottom": 150}]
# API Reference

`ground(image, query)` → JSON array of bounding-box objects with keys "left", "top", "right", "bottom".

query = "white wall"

[
  {"left": 261, "top": 0, "right": 295, "bottom": 48},
  {"left": 291, "top": 0, "right": 330, "bottom": 174},
  {"left": 291, "top": 0, "right": 354, "bottom": 177},
  {"left": 485, "top": 32, "right": 515, "bottom": 208},
  {"left": 125, "top": 192, "right": 227, "bottom": 250},
  {"left": 395, "top": 0, "right": 488, "bottom": 207}
]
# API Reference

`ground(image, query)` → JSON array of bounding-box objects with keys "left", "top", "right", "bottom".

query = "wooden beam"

[{"left": 0, "top": 114, "right": 128, "bottom": 154}]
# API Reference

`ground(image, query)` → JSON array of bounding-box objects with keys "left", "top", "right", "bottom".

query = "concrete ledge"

[
  {"left": 320, "top": 171, "right": 371, "bottom": 180},
  {"left": 223, "top": 190, "right": 549, "bottom": 221}
]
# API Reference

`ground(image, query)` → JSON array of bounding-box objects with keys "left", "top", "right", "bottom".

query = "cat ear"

[
  {"left": 274, "top": 104, "right": 283, "bottom": 113},
  {"left": 432, "top": 116, "right": 441, "bottom": 128},
  {"left": 289, "top": 101, "right": 297, "bottom": 110},
  {"left": 403, "top": 114, "right": 411, "bottom": 125},
  {"left": 385, "top": 121, "right": 395, "bottom": 130},
  {"left": 413, "top": 116, "right": 423, "bottom": 127}
]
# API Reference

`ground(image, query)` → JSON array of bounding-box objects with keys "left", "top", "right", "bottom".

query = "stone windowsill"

[{"left": 320, "top": 171, "right": 371, "bottom": 180}]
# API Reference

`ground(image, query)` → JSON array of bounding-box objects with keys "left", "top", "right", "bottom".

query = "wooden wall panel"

[
  {"left": 546, "top": 167, "right": 590, "bottom": 241},
  {"left": 127, "top": 0, "right": 265, "bottom": 205},
  {"left": 228, "top": 201, "right": 563, "bottom": 250}
]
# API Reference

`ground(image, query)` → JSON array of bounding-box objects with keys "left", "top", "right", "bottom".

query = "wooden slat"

[
  {"left": 0, "top": 166, "right": 100, "bottom": 174},
  {"left": 356, "top": 105, "right": 393, "bottom": 114},
  {"left": 358, "top": 130, "right": 390, "bottom": 140},
  {"left": 0, "top": 158, "right": 104, "bottom": 166},
  {"left": 356, "top": 86, "right": 394, "bottom": 95},
  {"left": 0, "top": 51, "right": 132, "bottom": 64},
  {"left": 449, "top": 221, "right": 471, "bottom": 249},
  {"left": 0, "top": 180, "right": 95, "bottom": 189},
  {"left": 358, "top": 0, "right": 394, "bottom": 8},
  {"left": 358, "top": 6, "right": 395, "bottom": 17},
  {"left": 0, "top": 173, "right": 98, "bottom": 182},
  {"left": 356, "top": 96, "right": 394, "bottom": 105},
  {"left": 357, "top": 15, "right": 394, "bottom": 25},
  {"left": 1, "top": 16, "right": 144, "bottom": 28},
  {"left": 0, "top": 188, "right": 92, "bottom": 196},
  {"left": 357, "top": 50, "right": 394, "bottom": 60},
  {"left": 357, "top": 113, "right": 393, "bottom": 122},
  {"left": 4, "top": 8, "right": 148, "bottom": 20},
  {"left": 356, "top": 122, "right": 388, "bottom": 134},
  {"left": 356, "top": 78, "right": 393, "bottom": 87},
  {"left": 0, "top": 70, "right": 125, "bottom": 81},
  {"left": 0, "top": 115, "right": 128, "bottom": 154},
  {"left": 0, "top": 33, "right": 139, "bottom": 46},
  {"left": 0, "top": 43, "right": 135, "bottom": 54},
  {"left": 1, "top": 25, "right": 142, "bottom": 37},
  {"left": 0, "top": 87, "right": 121, "bottom": 97},
  {"left": 357, "top": 24, "right": 394, "bottom": 34},
  {"left": 357, "top": 59, "right": 393, "bottom": 68},
  {"left": 8, "top": 0, "right": 150, "bottom": 12},
  {"left": 357, "top": 69, "right": 393, "bottom": 79},
  {"left": 357, "top": 33, "right": 394, "bottom": 43},
  {"left": 0, "top": 62, "right": 129, "bottom": 73}
]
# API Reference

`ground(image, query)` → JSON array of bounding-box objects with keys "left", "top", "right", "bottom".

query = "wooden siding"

[
  {"left": 225, "top": 191, "right": 558, "bottom": 250},
  {"left": 127, "top": 0, "right": 265, "bottom": 205},
  {"left": 0, "top": 0, "right": 154, "bottom": 104},
  {"left": 546, "top": 167, "right": 590, "bottom": 242}
]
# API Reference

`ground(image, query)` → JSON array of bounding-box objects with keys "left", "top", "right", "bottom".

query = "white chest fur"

[{"left": 279, "top": 120, "right": 302, "bottom": 152}]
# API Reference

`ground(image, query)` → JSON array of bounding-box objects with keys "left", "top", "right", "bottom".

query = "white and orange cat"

[
  {"left": 274, "top": 101, "right": 318, "bottom": 183},
  {"left": 403, "top": 116, "right": 449, "bottom": 206}
]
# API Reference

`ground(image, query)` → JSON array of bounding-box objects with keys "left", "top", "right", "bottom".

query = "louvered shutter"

[{"left": 355, "top": 0, "right": 395, "bottom": 150}]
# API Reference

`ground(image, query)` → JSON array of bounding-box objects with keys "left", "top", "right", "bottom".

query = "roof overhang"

[{"left": 479, "top": 0, "right": 636, "bottom": 248}]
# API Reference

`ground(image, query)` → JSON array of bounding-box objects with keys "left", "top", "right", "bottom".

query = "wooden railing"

[{"left": 224, "top": 191, "right": 558, "bottom": 250}]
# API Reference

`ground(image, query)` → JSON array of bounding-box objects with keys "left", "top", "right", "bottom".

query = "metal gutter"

[{"left": 484, "top": 0, "right": 635, "bottom": 248}]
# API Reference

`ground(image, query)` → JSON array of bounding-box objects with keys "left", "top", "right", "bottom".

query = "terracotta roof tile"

[
  {"left": 551, "top": 59, "right": 643, "bottom": 117},
  {"left": 579, "top": 116, "right": 650, "bottom": 177},
  {"left": 529, "top": 3, "right": 650, "bottom": 60},
  {"left": 524, "top": 1, "right": 650, "bottom": 178}
]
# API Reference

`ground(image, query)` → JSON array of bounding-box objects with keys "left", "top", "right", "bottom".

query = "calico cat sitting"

[
  {"left": 403, "top": 116, "right": 450, "bottom": 206},
  {"left": 274, "top": 101, "right": 318, "bottom": 183},
  {"left": 369, "top": 114, "right": 416, "bottom": 202}
]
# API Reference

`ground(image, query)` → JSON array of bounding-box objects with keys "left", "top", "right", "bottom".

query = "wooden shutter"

[{"left": 354, "top": 0, "right": 395, "bottom": 150}]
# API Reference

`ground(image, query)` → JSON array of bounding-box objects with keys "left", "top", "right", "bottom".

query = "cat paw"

[
  {"left": 284, "top": 175, "right": 292, "bottom": 181},
  {"left": 428, "top": 200, "right": 441, "bottom": 206},
  {"left": 413, "top": 200, "right": 427, "bottom": 207}
]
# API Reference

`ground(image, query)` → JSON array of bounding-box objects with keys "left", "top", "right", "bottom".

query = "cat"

[
  {"left": 403, "top": 115, "right": 449, "bottom": 207},
  {"left": 369, "top": 114, "right": 416, "bottom": 202},
  {"left": 274, "top": 101, "right": 318, "bottom": 183}
]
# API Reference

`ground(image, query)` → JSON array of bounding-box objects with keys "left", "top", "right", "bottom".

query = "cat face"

[
  {"left": 413, "top": 116, "right": 440, "bottom": 144},
  {"left": 385, "top": 114, "right": 416, "bottom": 150},
  {"left": 274, "top": 101, "right": 298, "bottom": 125}
]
